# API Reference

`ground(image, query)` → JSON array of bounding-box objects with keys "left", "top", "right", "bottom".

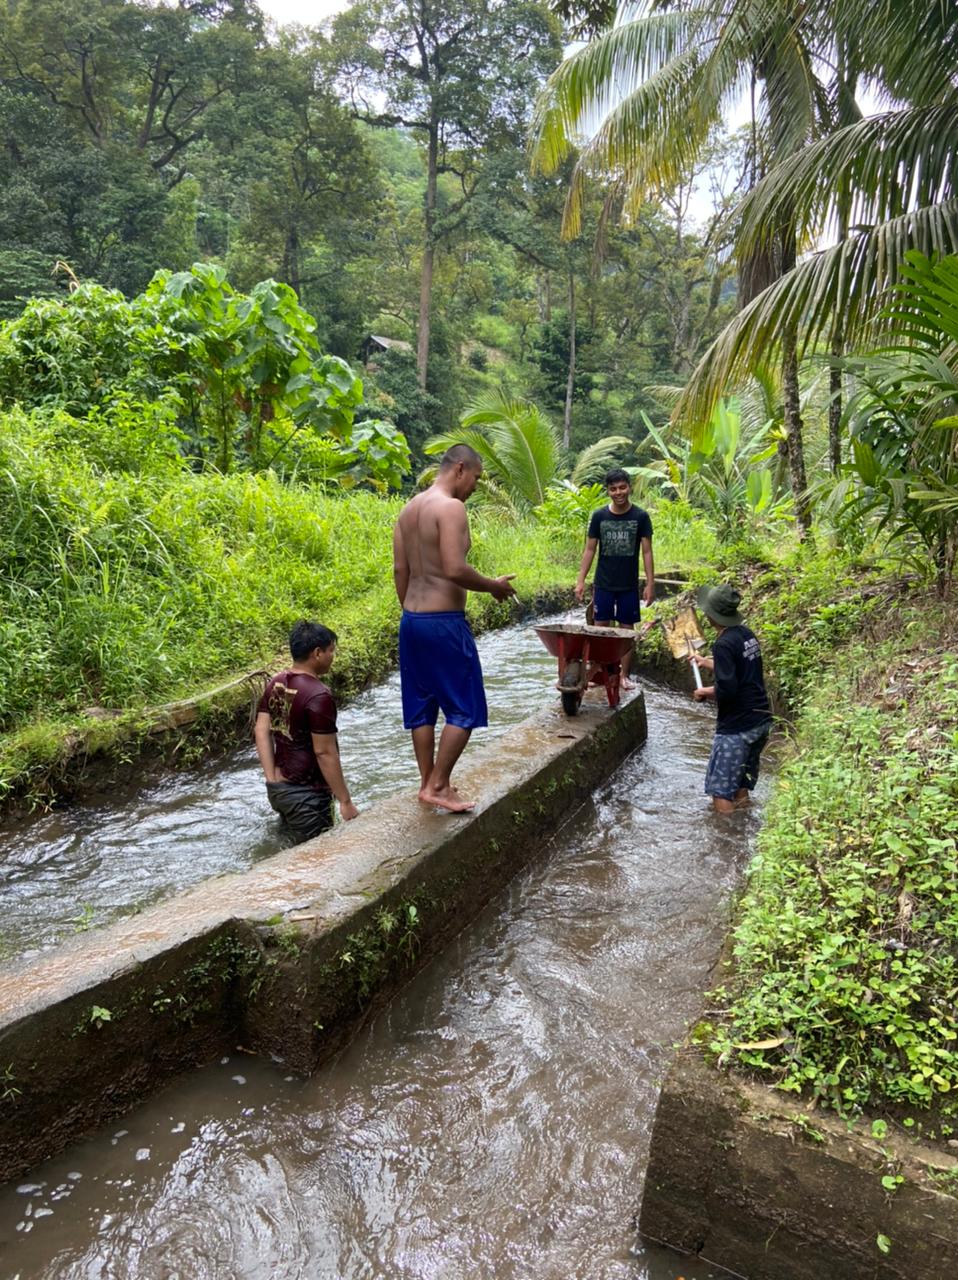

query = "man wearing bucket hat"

[{"left": 690, "top": 584, "right": 773, "bottom": 813}]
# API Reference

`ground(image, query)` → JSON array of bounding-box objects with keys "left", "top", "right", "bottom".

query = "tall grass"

[{"left": 0, "top": 406, "right": 581, "bottom": 735}]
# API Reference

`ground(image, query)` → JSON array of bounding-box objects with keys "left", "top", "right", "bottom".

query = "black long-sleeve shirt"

[{"left": 712, "top": 625, "right": 771, "bottom": 734}]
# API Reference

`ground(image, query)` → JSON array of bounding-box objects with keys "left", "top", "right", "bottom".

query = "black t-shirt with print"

[
  {"left": 712, "top": 625, "right": 772, "bottom": 734},
  {"left": 587, "top": 504, "right": 653, "bottom": 592}
]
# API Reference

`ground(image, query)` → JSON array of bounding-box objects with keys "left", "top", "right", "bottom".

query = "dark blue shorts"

[
  {"left": 705, "top": 722, "right": 772, "bottom": 799},
  {"left": 399, "top": 610, "right": 488, "bottom": 731},
  {"left": 592, "top": 587, "right": 640, "bottom": 625}
]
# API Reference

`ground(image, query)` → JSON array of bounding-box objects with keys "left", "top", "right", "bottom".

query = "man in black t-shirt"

[
  {"left": 575, "top": 468, "right": 655, "bottom": 621},
  {"left": 575, "top": 468, "right": 654, "bottom": 686},
  {"left": 690, "top": 584, "right": 773, "bottom": 814},
  {"left": 254, "top": 620, "right": 360, "bottom": 841}
]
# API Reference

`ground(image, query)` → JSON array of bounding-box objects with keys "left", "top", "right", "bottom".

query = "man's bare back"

[
  {"left": 393, "top": 447, "right": 516, "bottom": 812},
  {"left": 394, "top": 488, "right": 471, "bottom": 613}
]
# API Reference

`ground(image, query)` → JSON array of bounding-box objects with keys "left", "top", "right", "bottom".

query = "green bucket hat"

[{"left": 696, "top": 584, "right": 744, "bottom": 627}]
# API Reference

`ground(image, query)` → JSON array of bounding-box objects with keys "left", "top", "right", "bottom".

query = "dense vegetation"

[
  {"left": 1, "top": 0, "right": 957, "bottom": 1139},
  {"left": 696, "top": 555, "right": 958, "bottom": 1132},
  {"left": 0, "top": 0, "right": 736, "bottom": 457}
]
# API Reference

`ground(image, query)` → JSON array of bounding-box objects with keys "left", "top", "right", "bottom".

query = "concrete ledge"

[
  {"left": 640, "top": 1049, "right": 958, "bottom": 1279},
  {"left": 0, "top": 690, "right": 646, "bottom": 1181}
]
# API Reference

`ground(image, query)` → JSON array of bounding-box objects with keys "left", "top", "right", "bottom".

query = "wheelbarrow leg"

[{"left": 605, "top": 667, "right": 621, "bottom": 707}]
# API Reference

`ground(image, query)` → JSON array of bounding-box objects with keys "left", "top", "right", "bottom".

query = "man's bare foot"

[
  {"left": 417, "top": 783, "right": 476, "bottom": 812},
  {"left": 620, "top": 675, "right": 637, "bottom": 691}
]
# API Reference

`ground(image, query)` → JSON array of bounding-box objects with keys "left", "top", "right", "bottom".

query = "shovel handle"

[{"left": 689, "top": 649, "right": 704, "bottom": 689}]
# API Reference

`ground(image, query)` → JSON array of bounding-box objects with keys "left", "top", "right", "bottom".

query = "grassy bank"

[
  {"left": 0, "top": 404, "right": 713, "bottom": 803},
  {"left": 0, "top": 486, "right": 576, "bottom": 804},
  {"left": 699, "top": 550, "right": 958, "bottom": 1137}
]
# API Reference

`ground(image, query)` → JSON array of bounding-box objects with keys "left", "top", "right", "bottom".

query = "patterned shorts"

[{"left": 704, "top": 722, "right": 772, "bottom": 799}]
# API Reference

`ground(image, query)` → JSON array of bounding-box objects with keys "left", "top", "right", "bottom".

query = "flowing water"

[
  {"left": 0, "top": 648, "right": 770, "bottom": 1279},
  {"left": 0, "top": 618, "right": 568, "bottom": 960}
]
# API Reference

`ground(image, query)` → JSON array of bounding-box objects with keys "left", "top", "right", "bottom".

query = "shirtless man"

[{"left": 393, "top": 444, "right": 516, "bottom": 812}]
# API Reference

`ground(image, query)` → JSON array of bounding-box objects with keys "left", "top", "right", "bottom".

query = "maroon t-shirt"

[{"left": 256, "top": 671, "right": 337, "bottom": 790}]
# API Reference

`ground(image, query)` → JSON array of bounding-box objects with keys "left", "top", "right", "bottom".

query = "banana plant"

[{"left": 635, "top": 400, "right": 783, "bottom": 541}]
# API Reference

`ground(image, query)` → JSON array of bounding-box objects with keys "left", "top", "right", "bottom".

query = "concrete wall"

[
  {"left": 0, "top": 691, "right": 647, "bottom": 1182},
  {"left": 640, "top": 1050, "right": 958, "bottom": 1279}
]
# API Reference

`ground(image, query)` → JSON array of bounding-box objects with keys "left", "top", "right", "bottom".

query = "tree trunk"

[
  {"left": 828, "top": 323, "right": 843, "bottom": 473},
  {"left": 777, "top": 217, "right": 812, "bottom": 535},
  {"left": 563, "top": 269, "right": 576, "bottom": 450},
  {"left": 416, "top": 122, "right": 439, "bottom": 389},
  {"left": 782, "top": 327, "right": 812, "bottom": 537},
  {"left": 283, "top": 224, "right": 301, "bottom": 296},
  {"left": 828, "top": 60, "right": 854, "bottom": 476}
]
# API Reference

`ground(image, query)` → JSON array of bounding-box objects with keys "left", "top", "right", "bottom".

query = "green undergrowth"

[
  {"left": 704, "top": 583, "right": 958, "bottom": 1131},
  {"left": 0, "top": 405, "right": 705, "bottom": 805},
  {"left": 0, "top": 501, "right": 580, "bottom": 805}
]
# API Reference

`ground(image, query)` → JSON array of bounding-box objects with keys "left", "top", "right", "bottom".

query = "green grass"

[
  {"left": 0, "top": 403, "right": 586, "bottom": 800},
  {"left": 704, "top": 581, "right": 958, "bottom": 1126}
]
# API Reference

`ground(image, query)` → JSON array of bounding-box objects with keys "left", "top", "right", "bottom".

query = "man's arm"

[
  {"left": 312, "top": 733, "right": 359, "bottom": 821},
  {"left": 254, "top": 712, "right": 279, "bottom": 783},
  {"left": 438, "top": 502, "right": 516, "bottom": 600},
  {"left": 392, "top": 522, "right": 410, "bottom": 606},
  {"left": 575, "top": 537, "right": 598, "bottom": 601},
  {"left": 641, "top": 536, "right": 655, "bottom": 606}
]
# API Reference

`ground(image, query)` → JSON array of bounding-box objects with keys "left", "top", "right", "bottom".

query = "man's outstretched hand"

[{"left": 491, "top": 574, "right": 517, "bottom": 601}]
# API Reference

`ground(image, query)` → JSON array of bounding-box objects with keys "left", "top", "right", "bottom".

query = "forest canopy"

[{"left": 0, "top": 0, "right": 736, "bottom": 462}]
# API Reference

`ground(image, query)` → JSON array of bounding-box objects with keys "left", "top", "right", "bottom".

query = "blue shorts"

[
  {"left": 705, "top": 721, "right": 772, "bottom": 799},
  {"left": 399, "top": 610, "right": 488, "bottom": 731},
  {"left": 592, "top": 587, "right": 640, "bottom": 625}
]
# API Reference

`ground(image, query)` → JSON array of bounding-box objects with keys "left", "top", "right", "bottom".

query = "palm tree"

[
  {"left": 685, "top": 56, "right": 958, "bottom": 427},
  {"left": 424, "top": 388, "right": 631, "bottom": 515},
  {"left": 531, "top": 0, "right": 958, "bottom": 536},
  {"left": 531, "top": 0, "right": 823, "bottom": 533}
]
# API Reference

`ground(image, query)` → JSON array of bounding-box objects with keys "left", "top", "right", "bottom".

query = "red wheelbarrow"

[{"left": 534, "top": 623, "right": 637, "bottom": 715}]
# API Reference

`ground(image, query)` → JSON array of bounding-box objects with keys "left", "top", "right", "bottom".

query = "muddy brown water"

[{"left": 0, "top": 634, "right": 768, "bottom": 1278}]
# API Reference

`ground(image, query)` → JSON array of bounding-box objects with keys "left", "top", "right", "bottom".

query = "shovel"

[{"left": 660, "top": 606, "right": 707, "bottom": 689}]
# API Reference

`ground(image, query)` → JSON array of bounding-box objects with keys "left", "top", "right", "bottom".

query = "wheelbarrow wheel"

[
  {"left": 561, "top": 689, "right": 583, "bottom": 716},
  {"left": 558, "top": 658, "right": 584, "bottom": 716}
]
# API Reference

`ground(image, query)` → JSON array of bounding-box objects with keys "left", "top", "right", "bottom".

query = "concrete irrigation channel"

[{"left": 0, "top": 685, "right": 648, "bottom": 1183}]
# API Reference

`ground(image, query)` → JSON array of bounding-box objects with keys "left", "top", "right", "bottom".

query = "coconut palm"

[
  {"left": 531, "top": 0, "right": 958, "bottom": 535},
  {"left": 684, "top": 0, "right": 958, "bottom": 414},
  {"left": 531, "top": 0, "right": 824, "bottom": 534}
]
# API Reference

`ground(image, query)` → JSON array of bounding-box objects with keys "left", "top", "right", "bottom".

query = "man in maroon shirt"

[{"left": 254, "top": 620, "right": 359, "bottom": 841}]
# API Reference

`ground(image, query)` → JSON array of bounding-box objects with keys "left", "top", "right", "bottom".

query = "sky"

[{"left": 258, "top": 0, "right": 349, "bottom": 25}]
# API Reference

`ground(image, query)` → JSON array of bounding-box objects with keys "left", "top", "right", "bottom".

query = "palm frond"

[
  {"left": 643, "top": 384, "right": 685, "bottom": 409},
  {"left": 754, "top": 12, "right": 820, "bottom": 158},
  {"left": 678, "top": 198, "right": 958, "bottom": 425},
  {"left": 457, "top": 390, "right": 562, "bottom": 509},
  {"left": 530, "top": 10, "right": 708, "bottom": 176},
  {"left": 734, "top": 102, "right": 958, "bottom": 255},
  {"left": 423, "top": 427, "right": 509, "bottom": 482},
  {"left": 826, "top": 0, "right": 958, "bottom": 105},
  {"left": 570, "top": 434, "right": 633, "bottom": 485}
]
